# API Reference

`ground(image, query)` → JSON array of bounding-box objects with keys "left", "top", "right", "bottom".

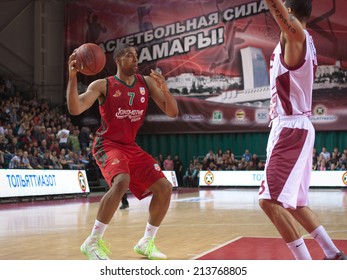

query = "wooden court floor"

[{"left": 0, "top": 187, "right": 346, "bottom": 260}]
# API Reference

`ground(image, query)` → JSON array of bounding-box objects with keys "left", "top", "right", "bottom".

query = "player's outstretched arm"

[
  {"left": 264, "top": 0, "right": 304, "bottom": 40},
  {"left": 66, "top": 51, "right": 105, "bottom": 115},
  {"left": 264, "top": 0, "right": 306, "bottom": 67},
  {"left": 146, "top": 69, "right": 179, "bottom": 118}
]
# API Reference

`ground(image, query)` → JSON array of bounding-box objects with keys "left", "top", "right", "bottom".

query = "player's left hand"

[{"left": 150, "top": 69, "right": 168, "bottom": 92}]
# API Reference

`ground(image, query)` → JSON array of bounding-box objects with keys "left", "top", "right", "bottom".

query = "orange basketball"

[{"left": 75, "top": 43, "right": 106, "bottom": 76}]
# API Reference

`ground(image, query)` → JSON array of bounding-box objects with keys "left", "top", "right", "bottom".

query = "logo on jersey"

[
  {"left": 141, "top": 97, "right": 145, "bottom": 103},
  {"left": 113, "top": 90, "right": 121, "bottom": 97},
  {"left": 115, "top": 108, "right": 144, "bottom": 122},
  {"left": 140, "top": 87, "right": 146, "bottom": 95},
  {"left": 154, "top": 164, "right": 161, "bottom": 171}
]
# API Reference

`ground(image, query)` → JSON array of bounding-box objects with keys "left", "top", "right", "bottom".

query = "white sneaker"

[
  {"left": 134, "top": 237, "right": 167, "bottom": 260},
  {"left": 80, "top": 236, "right": 111, "bottom": 260}
]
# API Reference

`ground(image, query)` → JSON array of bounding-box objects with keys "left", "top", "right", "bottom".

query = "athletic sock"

[
  {"left": 287, "top": 238, "right": 312, "bottom": 260},
  {"left": 310, "top": 225, "right": 339, "bottom": 259},
  {"left": 143, "top": 222, "right": 159, "bottom": 239},
  {"left": 91, "top": 219, "right": 108, "bottom": 237}
]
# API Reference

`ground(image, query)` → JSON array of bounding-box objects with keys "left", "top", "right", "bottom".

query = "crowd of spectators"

[
  {"left": 178, "top": 145, "right": 347, "bottom": 188},
  {"left": 201, "top": 148, "right": 265, "bottom": 172},
  {"left": 313, "top": 146, "right": 347, "bottom": 171},
  {"left": 0, "top": 76, "right": 97, "bottom": 178},
  {"left": 153, "top": 149, "right": 266, "bottom": 188},
  {"left": 184, "top": 148, "right": 265, "bottom": 187}
]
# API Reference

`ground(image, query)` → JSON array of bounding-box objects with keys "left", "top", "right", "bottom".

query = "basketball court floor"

[{"left": 0, "top": 187, "right": 346, "bottom": 260}]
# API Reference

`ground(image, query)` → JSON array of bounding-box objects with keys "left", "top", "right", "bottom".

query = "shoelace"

[{"left": 96, "top": 238, "right": 111, "bottom": 259}]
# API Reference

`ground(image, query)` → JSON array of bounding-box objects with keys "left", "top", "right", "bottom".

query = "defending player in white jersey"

[{"left": 258, "top": 0, "right": 346, "bottom": 260}]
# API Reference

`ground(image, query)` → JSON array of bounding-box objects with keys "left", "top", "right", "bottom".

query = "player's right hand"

[{"left": 68, "top": 50, "right": 79, "bottom": 76}]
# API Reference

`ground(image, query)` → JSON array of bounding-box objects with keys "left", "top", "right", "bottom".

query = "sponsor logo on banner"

[
  {"left": 315, "top": 105, "right": 326, "bottom": 115},
  {"left": 255, "top": 109, "right": 269, "bottom": 123},
  {"left": 182, "top": 114, "right": 204, "bottom": 121},
  {"left": 171, "top": 171, "right": 178, "bottom": 187},
  {"left": 0, "top": 169, "right": 90, "bottom": 198},
  {"left": 213, "top": 111, "right": 223, "bottom": 122},
  {"left": 310, "top": 105, "right": 337, "bottom": 123},
  {"left": 78, "top": 171, "right": 87, "bottom": 192},
  {"left": 204, "top": 171, "right": 214, "bottom": 185},
  {"left": 146, "top": 115, "right": 176, "bottom": 121},
  {"left": 342, "top": 171, "right": 347, "bottom": 186},
  {"left": 236, "top": 110, "right": 245, "bottom": 120},
  {"left": 231, "top": 110, "right": 249, "bottom": 125},
  {"left": 199, "top": 170, "right": 346, "bottom": 187}
]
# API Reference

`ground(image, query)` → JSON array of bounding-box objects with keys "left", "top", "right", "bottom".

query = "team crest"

[
  {"left": 113, "top": 90, "right": 121, "bottom": 97},
  {"left": 154, "top": 163, "right": 161, "bottom": 171},
  {"left": 140, "top": 87, "right": 146, "bottom": 95}
]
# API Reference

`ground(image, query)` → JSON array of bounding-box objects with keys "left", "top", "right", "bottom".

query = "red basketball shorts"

[{"left": 93, "top": 141, "right": 166, "bottom": 199}]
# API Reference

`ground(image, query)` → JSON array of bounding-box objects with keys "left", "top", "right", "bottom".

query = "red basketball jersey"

[{"left": 95, "top": 74, "right": 149, "bottom": 145}]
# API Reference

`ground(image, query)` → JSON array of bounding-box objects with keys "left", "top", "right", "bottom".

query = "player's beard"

[{"left": 124, "top": 65, "right": 138, "bottom": 76}]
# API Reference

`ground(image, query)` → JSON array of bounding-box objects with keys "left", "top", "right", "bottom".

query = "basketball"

[{"left": 75, "top": 43, "right": 106, "bottom": 76}]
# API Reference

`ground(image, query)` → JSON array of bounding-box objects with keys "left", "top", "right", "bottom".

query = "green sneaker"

[
  {"left": 80, "top": 236, "right": 111, "bottom": 260},
  {"left": 134, "top": 237, "right": 167, "bottom": 260}
]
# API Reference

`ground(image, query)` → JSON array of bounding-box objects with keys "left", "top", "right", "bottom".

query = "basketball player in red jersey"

[
  {"left": 67, "top": 43, "right": 178, "bottom": 260},
  {"left": 258, "top": 0, "right": 346, "bottom": 260}
]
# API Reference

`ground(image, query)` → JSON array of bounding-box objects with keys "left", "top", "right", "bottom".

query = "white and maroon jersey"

[{"left": 269, "top": 30, "right": 317, "bottom": 119}]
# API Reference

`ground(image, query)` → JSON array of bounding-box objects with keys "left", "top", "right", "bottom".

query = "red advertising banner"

[{"left": 64, "top": 0, "right": 347, "bottom": 133}]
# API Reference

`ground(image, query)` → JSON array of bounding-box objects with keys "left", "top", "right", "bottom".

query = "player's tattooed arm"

[{"left": 265, "top": 0, "right": 301, "bottom": 36}]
